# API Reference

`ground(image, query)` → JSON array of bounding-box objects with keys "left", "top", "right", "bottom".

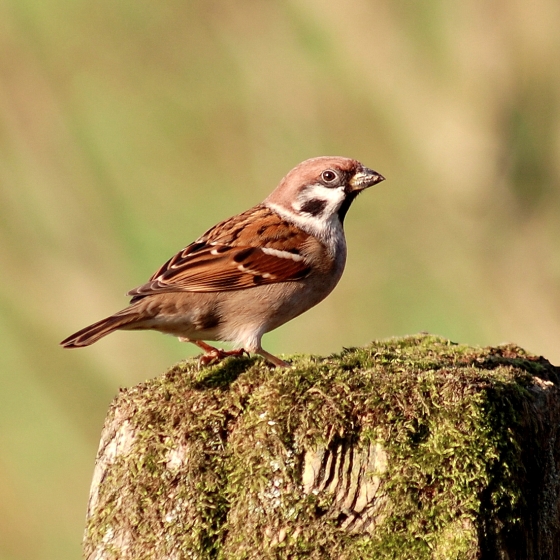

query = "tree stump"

[{"left": 83, "top": 334, "right": 560, "bottom": 559}]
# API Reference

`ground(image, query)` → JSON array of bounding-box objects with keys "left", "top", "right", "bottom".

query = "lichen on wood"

[{"left": 84, "top": 334, "right": 560, "bottom": 559}]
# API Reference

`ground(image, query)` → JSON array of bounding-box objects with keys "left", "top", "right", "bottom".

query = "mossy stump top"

[{"left": 84, "top": 334, "right": 560, "bottom": 560}]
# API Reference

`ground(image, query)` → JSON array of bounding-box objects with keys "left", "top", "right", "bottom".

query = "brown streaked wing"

[
  {"left": 127, "top": 205, "right": 314, "bottom": 297},
  {"left": 197, "top": 204, "right": 310, "bottom": 248}
]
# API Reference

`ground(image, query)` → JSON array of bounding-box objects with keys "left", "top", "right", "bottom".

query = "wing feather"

[{"left": 128, "top": 205, "right": 315, "bottom": 299}]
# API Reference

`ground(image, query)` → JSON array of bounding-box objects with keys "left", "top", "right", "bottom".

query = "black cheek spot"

[
  {"left": 300, "top": 199, "right": 327, "bottom": 217},
  {"left": 233, "top": 247, "right": 256, "bottom": 262}
]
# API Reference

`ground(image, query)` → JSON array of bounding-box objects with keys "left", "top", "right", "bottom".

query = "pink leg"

[
  {"left": 180, "top": 338, "right": 248, "bottom": 366},
  {"left": 179, "top": 337, "right": 290, "bottom": 368}
]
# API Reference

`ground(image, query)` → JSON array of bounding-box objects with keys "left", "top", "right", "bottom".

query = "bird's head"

[{"left": 265, "top": 156, "right": 385, "bottom": 230}]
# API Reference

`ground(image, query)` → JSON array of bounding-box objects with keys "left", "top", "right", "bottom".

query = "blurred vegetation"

[{"left": 0, "top": 0, "right": 559, "bottom": 558}]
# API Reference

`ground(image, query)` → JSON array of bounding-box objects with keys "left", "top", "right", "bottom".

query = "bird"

[{"left": 60, "top": 156, "right": 385, "bottom": 367}]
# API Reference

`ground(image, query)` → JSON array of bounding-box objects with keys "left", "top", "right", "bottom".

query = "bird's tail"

[{"left": 60, "top": 310, "right": 140, "bottom": 348}]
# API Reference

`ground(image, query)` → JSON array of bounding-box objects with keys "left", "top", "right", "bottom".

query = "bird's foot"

[
  {"left": 179, "top": 338, "right": 288, "bottom": 368},
  {"left": 190, "top": 340, "right": 248, "bottom": 366},
  {"left": 198, "top": 348, "right": 248, "bottom": 366}
]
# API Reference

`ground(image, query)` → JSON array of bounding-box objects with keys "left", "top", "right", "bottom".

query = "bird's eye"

[{"left": 321, "top": 170, "right": 338, "bottom": 183}]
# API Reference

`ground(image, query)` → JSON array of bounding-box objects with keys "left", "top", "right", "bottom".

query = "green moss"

[{"left": 84, "top": 334, "right": 560, "bottom": 559}]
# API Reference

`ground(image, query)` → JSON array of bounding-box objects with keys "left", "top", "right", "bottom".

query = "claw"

[
  {"left": 179, "top": 338, "right": 284, "bottom": 368},
  {"left": 198, "top": 347, "right": 248, "bottom": 366}
]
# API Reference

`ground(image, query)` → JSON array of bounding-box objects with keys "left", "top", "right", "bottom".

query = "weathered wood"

[
  {"left": 301, "top": 440, "right": 387, "bottom": 534},
  {"left": 83, "top": 335, "right": 560, "bottom": 559}
]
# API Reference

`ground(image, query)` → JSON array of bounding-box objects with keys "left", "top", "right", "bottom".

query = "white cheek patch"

[
  {"left": 293, "top": 184, "right": 345, "bottom": 218},
  {"left": 265, "top": 187, "right": 346, "bottom": 248}
]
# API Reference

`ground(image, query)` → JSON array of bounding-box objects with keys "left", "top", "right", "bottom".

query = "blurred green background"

[{"left": 1, "top": 0, "right": 559, "bottom": 557}]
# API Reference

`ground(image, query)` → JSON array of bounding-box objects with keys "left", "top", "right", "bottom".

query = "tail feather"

[{"left": 60, "top": 312, "right": 139, "bottom": 348}]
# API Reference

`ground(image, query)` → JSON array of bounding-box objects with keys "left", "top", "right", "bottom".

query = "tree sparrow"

[{"left": 61, "top": 157, "right": 385, "bottom": 367}]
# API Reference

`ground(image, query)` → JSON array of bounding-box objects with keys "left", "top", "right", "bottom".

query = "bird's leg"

[{"left": 179, "top": 338, "right": 248, "bottom": 366}]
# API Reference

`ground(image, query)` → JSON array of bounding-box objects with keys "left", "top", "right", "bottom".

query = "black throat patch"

[
  {"left": 300, "top": 198, "right": 328, "bottom": 217},
  {"left": 337, "top": 191, "right": 359, "bottom": 224}
]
